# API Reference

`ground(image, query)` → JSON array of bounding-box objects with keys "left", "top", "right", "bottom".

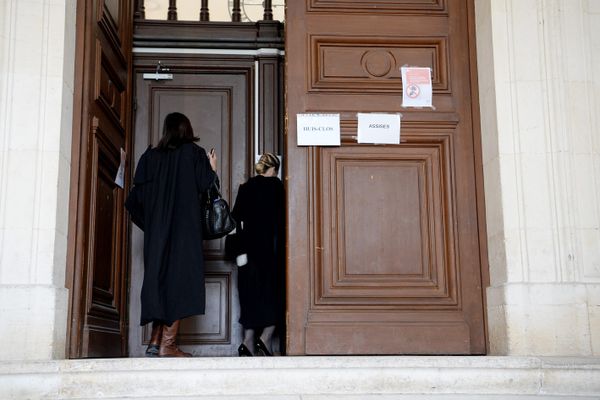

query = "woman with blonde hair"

[{"left": 231, "top": 153, "right": 285, "bottom": 356}]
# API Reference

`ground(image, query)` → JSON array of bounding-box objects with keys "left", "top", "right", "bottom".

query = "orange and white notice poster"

[{"left": 401, "top": 67, "right": 433, "bottom": 108}]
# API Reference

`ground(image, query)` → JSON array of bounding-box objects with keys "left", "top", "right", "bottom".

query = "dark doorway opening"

[{"left": 128, "top": 11, "right": 285, "bottom": 357}]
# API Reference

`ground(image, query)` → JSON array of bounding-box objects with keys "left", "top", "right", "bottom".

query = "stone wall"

[
  {"left": 0, "top": 0, "right": 76, "bottom": 360},
  {"left": 476, "top": 0, "right": 600, "bottom": 355}
]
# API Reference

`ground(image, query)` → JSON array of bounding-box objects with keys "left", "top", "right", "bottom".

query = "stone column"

[
  {"left": 476, "top": 0, "right": 600, "bottom": 355},
  {"left": 0, "top": 0, "right": 76, "bottom": 360}
]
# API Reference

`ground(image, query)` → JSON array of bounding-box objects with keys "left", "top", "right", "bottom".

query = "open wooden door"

[
  {"left": 286, "top": 0, "right": 488, "bottom": 354},
  {"left": 67, "top": 0, "right": 133, "bottom": 357}
]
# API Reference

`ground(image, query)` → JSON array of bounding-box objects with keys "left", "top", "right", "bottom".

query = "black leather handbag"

[{"left": 201, "top": 180, "right": 236, "bottom": 240}]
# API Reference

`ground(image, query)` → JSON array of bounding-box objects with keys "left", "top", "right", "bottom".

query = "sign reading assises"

[{"left": 357, "top": 113, "right": 401, "bottom": 144}]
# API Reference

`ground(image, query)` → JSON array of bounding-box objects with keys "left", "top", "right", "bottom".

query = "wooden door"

[
  {"left": 129, "top": 62, "right": 253, "bottom": 357},
  {"left": 67, "top": 0, "right": 133, "bottom": 357},
  {"left": 286, "top": 0, "right": 488, "bottom": 354}
]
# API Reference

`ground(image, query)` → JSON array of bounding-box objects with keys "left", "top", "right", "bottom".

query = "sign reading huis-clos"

[{"left": 296, "top": 113, "right": 341, "bottom": 146}]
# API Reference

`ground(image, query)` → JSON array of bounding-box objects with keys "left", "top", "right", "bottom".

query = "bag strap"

[
  {"left": 212, "top": 175, "right": 221, "bottom": 191},
  {"left": 207, "top": 175, "right": 223, "bottom": 201}
]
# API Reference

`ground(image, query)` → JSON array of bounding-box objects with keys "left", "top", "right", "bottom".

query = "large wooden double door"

[{"left": 67, "top": 0, "right": 487, "bottom": 357}]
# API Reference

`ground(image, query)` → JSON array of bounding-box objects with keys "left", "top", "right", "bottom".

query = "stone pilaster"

[
  {"left": 0, "top": 0, "right": 76, "bottom": 360},
  {"left": 476, "top": 0, "right": 600, "bottom": 355}
]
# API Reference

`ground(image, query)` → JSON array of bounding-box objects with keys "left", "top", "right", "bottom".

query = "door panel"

[
  {"left": 178, "top": 275, "right": 232, "bottom": 344},
  {"left": 68, "top": 0, "right": 133, "bottom": 358},
  {"left": 130, "top": 69, "right": 251, "bottom": 357},
  {"left": 286, "top": 0, "right": 486, "bottom": 354},
  {"left": 320, "top": 143, "right": 454, "bottom": 303}
]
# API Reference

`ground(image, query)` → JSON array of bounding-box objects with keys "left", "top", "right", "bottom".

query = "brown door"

[
  {"left": 67, "top": 0, "right": 133, "bottom": 357},
  {"left": 286, "top": 0, "right": 487, "bottom": 354},
  {"left": 129, "top": 60, "right": 253, "bottom": 356}
]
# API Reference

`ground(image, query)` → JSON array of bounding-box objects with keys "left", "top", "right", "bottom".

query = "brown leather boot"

[
  {"left": 158, "top": 320, "right": 192, "bottom": 357},
  {"left": 145, "top": 322, "right": 162, "bottom": 357}
]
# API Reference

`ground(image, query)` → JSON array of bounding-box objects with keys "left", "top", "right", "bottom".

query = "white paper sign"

[
  {"left": 401, "top": 67, "right": 433, "bottom": 108},
  {"left": 114, "top": 148, "right": 126, "bottom": 189},
  {"left": 357, "top": 113, "right": 401, "bottom": 144},
  {"left": 297, "top": 113, "right": 340, "bottom": 146}
]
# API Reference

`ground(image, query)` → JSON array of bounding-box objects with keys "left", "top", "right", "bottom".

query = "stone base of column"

[
  {"left": 0, "top": 285, "right": 69, "bottom": 361},
  {"left": 487, "top": 282, "right": 600, "bottom": 356}
]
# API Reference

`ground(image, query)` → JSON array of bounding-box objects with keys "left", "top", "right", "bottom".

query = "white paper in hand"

[{"left": 236, "top": 254, "right": 248, "bottom": 267}]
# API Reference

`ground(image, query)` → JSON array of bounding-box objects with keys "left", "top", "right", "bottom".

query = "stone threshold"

[{"left": 1, "top": 356, "right": 599, "bottom": 399}]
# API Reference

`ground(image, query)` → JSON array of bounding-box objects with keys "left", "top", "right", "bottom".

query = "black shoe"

[
  {"left": 238, "top": 343, "right": 253, "bottom": 357},
  {"left": 145, "top": 344, "right": 159, "bottom": 357},
  {"left": 255, "top": 338, "right": 273, "bottom": 356}
]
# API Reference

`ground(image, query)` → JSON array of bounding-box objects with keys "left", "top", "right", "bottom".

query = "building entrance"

[{"left": 66, "top": 0, "right": 487, "bottom": 358}]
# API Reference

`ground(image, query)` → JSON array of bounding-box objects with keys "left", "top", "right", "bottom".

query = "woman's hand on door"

[{"left": 208, "top": 148, "right": 217, "bottom": 171}]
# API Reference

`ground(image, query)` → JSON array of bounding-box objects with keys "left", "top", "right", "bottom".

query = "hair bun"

[{"left": 255, "top": 153, "right": 280, "bottom": 175}]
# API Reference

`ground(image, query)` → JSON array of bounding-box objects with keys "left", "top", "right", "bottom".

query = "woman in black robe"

[
  {"left": 231, "top": 153, "right": 285, "bottom": 356},
  {"left": 126, "top": 112, "right": 217, "bottom": 357}
]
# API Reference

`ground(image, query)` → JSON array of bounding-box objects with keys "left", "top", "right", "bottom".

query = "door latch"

[{"left": 143, "top": 61, "right": 173, "bottom": 81}]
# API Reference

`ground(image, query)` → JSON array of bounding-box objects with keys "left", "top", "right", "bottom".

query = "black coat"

[
  {"left": 231, "top": 175, "right": 285, "bottom": 329},
  {"left": 126, "top": 143, "right": 216, "bottom": 326}
]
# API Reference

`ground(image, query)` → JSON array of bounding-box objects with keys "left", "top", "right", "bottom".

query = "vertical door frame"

[
  {"left": 66, "top": 0, "right": 95, "bottom": 358},
  {"left": 466, "top": 0, "right": 491, "bottom": 350}
]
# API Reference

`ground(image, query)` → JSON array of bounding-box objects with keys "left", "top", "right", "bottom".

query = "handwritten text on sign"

[
  {"left": 297, "top": 113, "right": 340, "bottom": 146},
  {"left": 357, "top": 113, "right": 401, "bottom": 144}
]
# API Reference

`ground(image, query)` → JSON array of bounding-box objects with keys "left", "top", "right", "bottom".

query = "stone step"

[{"left": 1, "top": 356, "right": 599, "bottom": 399}]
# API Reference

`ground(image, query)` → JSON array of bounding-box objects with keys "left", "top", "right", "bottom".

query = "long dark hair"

[{"left": 156, "top": 112, "right": 199, "bottom": 150}]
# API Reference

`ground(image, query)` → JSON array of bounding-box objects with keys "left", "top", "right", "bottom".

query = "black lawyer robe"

[{"left": 125, "top": 143, "right": 216, "bottom": 326}]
